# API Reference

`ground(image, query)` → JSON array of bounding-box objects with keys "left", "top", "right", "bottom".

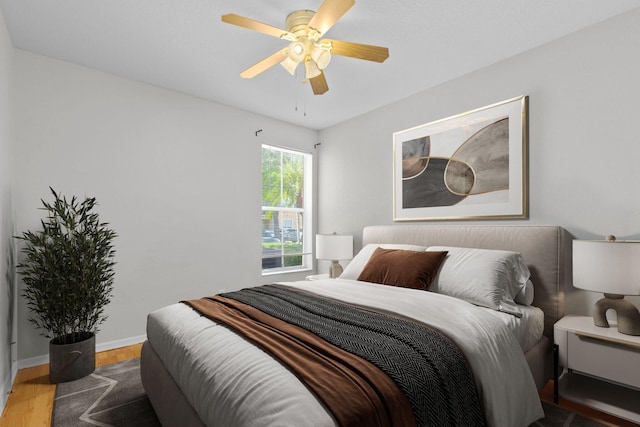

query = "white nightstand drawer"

[{"left": 568, "top": 332, "right": 640, "bottom": 389}]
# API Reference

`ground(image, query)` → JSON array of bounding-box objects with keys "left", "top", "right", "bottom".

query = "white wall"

[
  {"left": 0, "top": 5, "right": 16, "bottom": 411},
  {"left": 317, "top": 8, "right": 640, "bottom": 315},
  {"left": 13, "top": 51, "right": 319, "bottom": 361}
]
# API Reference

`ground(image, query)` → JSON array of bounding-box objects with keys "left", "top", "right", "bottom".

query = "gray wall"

[
  {"left": 5, "top": 6, "right": 640, "bottom": 364},
  {"left": 0, "top": 6, "right": 16, "bottom": 408},
  {"left": 13, "top": 51, "right": 319, "bottom": 361},
  {"left": 317, "top": 8, "right": 640, "bottom": 315}
]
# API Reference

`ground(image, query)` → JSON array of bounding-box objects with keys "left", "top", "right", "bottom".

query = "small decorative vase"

[{"left": 49, "top": 333, "right": 96, "bottom": 383}]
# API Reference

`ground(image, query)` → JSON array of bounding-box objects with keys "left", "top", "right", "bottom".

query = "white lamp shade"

[
  {"left": 287, "top": 41, "right": 306, "bottom": 62},
  {"left": 573, "top": 240, "right": 640, "bottom": 295},
  {"left": 280, "top": 57, "right": 299, "bottom": 75},
  {"left": 316, "top": 234, "right": 353, "bottom": 261},
  {"left": 311, "top": 47, "right": 331, "bottom": 69},
  {"left": 304, "top": 59, "right": 321, "bottom": 79}
]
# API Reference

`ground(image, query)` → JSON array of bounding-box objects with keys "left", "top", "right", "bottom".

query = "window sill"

[{"left": 262, "top": 267, "right": 312, "bottom": 277}]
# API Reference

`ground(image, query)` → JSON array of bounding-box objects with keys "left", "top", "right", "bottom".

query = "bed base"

[
  {"left": 140, "top": 340, "right": 205, "bottom": 427},
  {"left": 141, "top": 336, "right": 552, "bottom": 426}
]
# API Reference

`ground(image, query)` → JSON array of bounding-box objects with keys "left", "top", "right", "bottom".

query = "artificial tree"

[{"left": 16, "top": 188, "right": 116, "bottom": 382}]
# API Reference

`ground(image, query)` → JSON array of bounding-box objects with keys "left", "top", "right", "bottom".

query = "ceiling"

[{"left": 1, "top": 1, "right": 639, "bottom": 130}]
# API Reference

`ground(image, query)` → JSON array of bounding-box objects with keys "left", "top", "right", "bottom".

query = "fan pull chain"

[
  {"left": 292, "top": 67, "right": 307, "bottom": 117},
  {"left": 299, "top": 68, "right": 306, "bottom": 117},
  {"left": 294, "top": 68, "right": 300, "bottom": 112}
]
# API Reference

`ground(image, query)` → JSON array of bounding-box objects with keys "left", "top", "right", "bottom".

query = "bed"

[{"left": 141, "top": 225, "right": 572, "bottom": 427}]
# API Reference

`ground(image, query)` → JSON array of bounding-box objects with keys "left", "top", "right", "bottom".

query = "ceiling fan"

[{"left": 221, "top": 0, "right": 389, "bottom": 95}]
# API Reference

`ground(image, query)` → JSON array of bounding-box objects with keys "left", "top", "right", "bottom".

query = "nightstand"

[
  {"left": 554, "top": 315, "right": 640, "bottom": 424},
  {"left": 305, "top": 273, "right": 331, "bottom": 281}
]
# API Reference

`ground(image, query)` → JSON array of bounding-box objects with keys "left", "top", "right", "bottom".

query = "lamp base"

[
  {"left": 329, "top": 260, "right": 343, "bottom": 279},
  {"left": 593, "top": 293, "right": 640, "bottom": 336}
]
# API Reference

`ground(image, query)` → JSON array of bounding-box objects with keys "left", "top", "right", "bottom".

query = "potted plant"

[{"left": 16, "top": 188, "right": 116, "bottom": 383}]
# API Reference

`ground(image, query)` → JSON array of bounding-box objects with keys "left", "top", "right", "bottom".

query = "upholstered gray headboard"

[{"left": 362, "top": 225, "right": 572, "bottom": 338}]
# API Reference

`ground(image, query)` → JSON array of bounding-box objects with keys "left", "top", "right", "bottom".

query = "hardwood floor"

[
  {"left": 0, "top": 343, "right": 142, "bottom": 427},
  {"left": 0, "top": 342, "right": 637, "bottom": 427}
]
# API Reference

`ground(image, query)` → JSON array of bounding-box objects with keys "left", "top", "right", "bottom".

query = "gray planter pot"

[{"left": 49, "top": 333, "right": 96, "bottom": 383}]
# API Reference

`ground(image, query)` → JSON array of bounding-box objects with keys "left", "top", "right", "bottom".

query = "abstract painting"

[{"left": 393, "top": 96, "right": 528, "bottom": 221}]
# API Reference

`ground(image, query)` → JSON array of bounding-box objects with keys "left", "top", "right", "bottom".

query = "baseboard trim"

[
  {"left": 96, "top": 335, "right": 147, "bottom": 354},
  {"left": 1, "top": 372, "right": 11, "bottom": 417},
  {"left": 17, "top": 334, "right": 147, "bottom": 369},
  {"left": 0, "top": 362, "right": 17, "bottom": 417}
]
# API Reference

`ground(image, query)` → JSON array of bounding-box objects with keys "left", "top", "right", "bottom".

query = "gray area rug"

[
  {"left": 52, "top": 358, "right": 606, "bottom": 427},
  {"left": 53, "top": 358, "right": 160, "bottom": 427}
]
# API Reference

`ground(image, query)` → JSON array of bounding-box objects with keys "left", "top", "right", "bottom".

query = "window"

[{"left": 261, "top": 145, "right": 312, "bottom": 274}]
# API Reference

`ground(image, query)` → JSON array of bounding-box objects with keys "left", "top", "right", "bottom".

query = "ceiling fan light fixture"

[
  {"left": 304, "top": 58, "right": 322, "bottom": 79},
  {"left": 280, "top": 56, "right": 299, "bottom": 75},
  {"left": 221, "top": 2, "right": 389, "bottom": 96},
  {"left": 288, "top": 41, "right": 306, "bottom": 62},
  {"left": 311, "top": 46, "right": 331, "bottom": 69}
]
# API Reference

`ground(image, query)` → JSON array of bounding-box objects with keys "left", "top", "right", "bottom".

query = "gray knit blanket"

[{"left": 221, "top": 284, "right": 485, "bottom": 427}]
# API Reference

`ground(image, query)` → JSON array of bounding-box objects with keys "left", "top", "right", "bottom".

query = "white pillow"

[
  {"left": 339, "top": 243, "right": 428, "bottom": 280},
  {"left": 514, "top": 280, "right": 534, "bottom": 306},
  {"left": 427, "top": 246, "right": 531, "bottom": 317}
]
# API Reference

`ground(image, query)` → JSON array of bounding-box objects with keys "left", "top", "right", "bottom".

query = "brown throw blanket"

[
  {"left": 183, "top": 285, "right": 484, "bottom": 427},
  {"left": 183, "top": 295, "right": 415, "bottom": 427}
]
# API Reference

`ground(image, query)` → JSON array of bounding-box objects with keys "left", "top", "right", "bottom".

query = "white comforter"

[{"left": 146, "top": 279, "right": 544, "bottom": 427}]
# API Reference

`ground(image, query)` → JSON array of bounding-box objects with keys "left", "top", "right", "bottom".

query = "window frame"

[{"left": 261, "top": 144, "right": 313, "bottom": 275}]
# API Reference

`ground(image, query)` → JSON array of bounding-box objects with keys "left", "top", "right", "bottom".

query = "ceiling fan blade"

[
  {"left": 222, "top": 14, "right": 294, "bottom": 39},
  {"left": 307, "top": 0, "right": 355, "bottom": 37},
  {"left": 240, "top": 49, "right": 287, "bottom": 78},
  {"left": 322, "top": 39, "right": 389, "bottom": 62},
  {"left": 310, "top": 72, "right": 329, "bottom": 95}
]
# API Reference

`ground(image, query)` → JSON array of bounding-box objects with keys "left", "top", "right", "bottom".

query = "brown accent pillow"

[{"left": 357, "top": 248, "right": 448, "bottom": 290}]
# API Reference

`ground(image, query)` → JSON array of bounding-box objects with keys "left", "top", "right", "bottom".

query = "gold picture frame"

[{"left": 393, "top": 96, "right": 528, "bottom": 221}]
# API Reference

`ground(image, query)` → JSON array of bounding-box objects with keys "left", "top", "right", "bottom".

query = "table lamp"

[
  {"left": 316, "top": 233, "right": 353, "bottom": 278},
  {"left": 573, "top": 236, "right": 640, "bottom": 336}
]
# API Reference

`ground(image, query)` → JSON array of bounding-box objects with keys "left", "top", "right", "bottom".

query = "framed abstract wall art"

[{"left": 393, "top": 96, "right": 528, "bottom": 221}]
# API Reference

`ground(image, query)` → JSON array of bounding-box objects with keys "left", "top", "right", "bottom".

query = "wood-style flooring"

[
  {"left": 0, "top": 343, "right": 637, "bottom": 426},
  {"left": 0, "top": 343, "right": 142, "bottom": 427}
]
